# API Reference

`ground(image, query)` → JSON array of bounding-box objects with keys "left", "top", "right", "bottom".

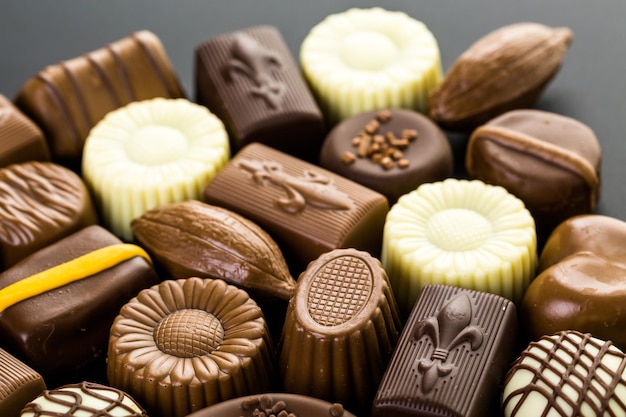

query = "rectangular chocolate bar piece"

[
  {"left": 0, "top": 95, "right": 49, "bottom": 167},
  {"left": 0, "top": 348, "right": 45, "bottom": 417},
  {"left": 372, "top": 284, "right": 518, "bottom": 417},
  {"left": 203, "top": 143, "right": 389, "bottom": 274},
  {"left": 14, "top": 30, "right": 185, "bottom": 170},
  {"left": 195, "top": 25, "right": 326, "bottom": 161}
]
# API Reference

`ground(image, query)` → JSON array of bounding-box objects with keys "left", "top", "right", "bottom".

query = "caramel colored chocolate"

[
  {"left": 131, "top": 200, "right": 295, "bottom": 301},
  {"left": 186, "top": 394, "right": 357, "bottom": 417},
  {"left": 0, "top": 348, "right": 45, "bottom": 417},
  {"left": 0, "top": 161, "right": 98, "bottom": 269},
  {"left": 522, "top": 215, "right": 626, "bottom": 349},
  {"left": 14, "top": 31, "right": 184, "bottom": 170},
  {"left": 195, "top": 25, "right": 325, "bottom": 161},
  {"left": 0, "top": 95, "right": 49, "bottom": 167},
  {"left": 279, "top": 248, "right": 401, "bottom": 416},
  {"left": 320, "top": 108, "right": 453, "bottom": 203},
  {"left": 466, "top": 109, "right": 601, "bottom": 237},
  {"left": 203, "top": 143, "right": 389, "bottom": 273},
  {"left": 0, "top": 225, "right": 158, "bottom": 382},
  {"left": 108, "top": 278, "right": 275, "bottom": 417},
  {"left": 21, "top": 381, "right": 147, "bottom": 417},
  {"left": 502, "top": 331, "right": 626, "bottom": 417},
  {"left": 372, "top": 285, "right": 518, "bottom": 417}
]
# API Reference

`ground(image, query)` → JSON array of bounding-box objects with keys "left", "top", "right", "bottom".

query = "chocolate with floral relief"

[
  {"left": 372, "top": 284, "right": 518, "bottom": 417},
  {"left": 0, "top": 348, "right": 45, "bottom": 417},
  {"left": 0, "top": 95, "right": 49, "bottom": 167},
  {"left": 0, "top": 161, "right": 98, "bottom": 270},
  {"left": 195, "top": 25, "right": 325, "bottom": 161},
  {"left": 131, "top": 199, "right": 295, "bottom": 301},
  {"left": 14, "top": 30, "right": 184, "bottom": 170},
  {"left": 0, "top": 225, "right": 158, "bottom": 381},
  {"left": 203, "top": 143, "right": 389, "bottom": 273}
]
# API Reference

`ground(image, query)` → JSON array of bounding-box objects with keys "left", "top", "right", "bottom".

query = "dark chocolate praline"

[{"left": 320, "top": 108, "right": 453, "bottom": 203}]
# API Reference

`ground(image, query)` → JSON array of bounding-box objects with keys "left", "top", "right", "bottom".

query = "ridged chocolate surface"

[
  {"left": 0, "top": 95, "right": 49, "bottom": 168},
  {"left": 372, "top": 284, "right": 518, "bottom": 417},
  {"left": 203, "top": 143, "right": 389, "bottom": 273},
  {"left": 108, "top": 278, "right": 275, "bottom": 417},
  {"left": 0, "top": 225, "right": 158, "bottom": 382},
  {"left": 0, "top": 348, "right": 45, "bottom": 417},
  {"left": 0, "top": 161, "right": 98, "bottom": 269},
  {"left": 131, "top": 200, "right": 295, "bottom": 301},
  {"left": 14, "top": 30, "right": 184, "bottom": 170},
  {"left": 279, "top": 248, "right": 401, "bottom": 416},
  {"left": 195, "top": 25, "right": 325, "bottom": 161}
]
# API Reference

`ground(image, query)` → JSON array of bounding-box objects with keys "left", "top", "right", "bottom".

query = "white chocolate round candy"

[{"left": 82, "top": 98, "right": 229, "bottom": 241}]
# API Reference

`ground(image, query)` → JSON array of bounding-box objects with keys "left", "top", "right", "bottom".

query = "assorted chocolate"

[
  {"left": 0, "top": 348, "right": 45, "bottom": 417},
  {"left": 0, "top": 95, "right": 49, "bottom": 167},
  {"left": 195, "top": 25, "right": 325, "bottom": 161},
  {"left": 320, "top": 108, "right": 453, "bottom": 203}
]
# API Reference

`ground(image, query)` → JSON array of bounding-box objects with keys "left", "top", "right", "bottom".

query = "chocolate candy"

[
  {"left": 300, "top": 7, "right": 442, "bottom": 124},
  {"left": 372, "top": 284, "right": 518, "bottom": 417},
  {"left": 0, "top": 225, "right": 158, "bottom": 382},
  {"left": 279, "top": 248, "right": 401, "bottom": 416},
  {"left": 132, "top": 200, "right": 295, "bottom": 301},
  {"left": 108, "top": 278, "right": 275, "bottom": 417},
  {"left": 82, "top": 98, "right": 230, "bottom": 241},
  {"left": 502, "top": 331, "right": 626, "bottom": 417},
  {"left": 521, "top": 214, "right": 626, "bottom": 349},
  {"left": 203, "top": 143, "right": 389, "bottom": 273},
  {"left": 0, "top": 161, "right": 98, "bottom": 270},
  {"left": 466, "top": 109, "right": 601, "bottom": 237},
  {"left": 0, "top": 348, "right": 45, "bottom": 417},
  {"left": 382, "top": 178, "right": 537, "bottom": 315},
  {"left": 320, "top": 108, "right": 453, "bottom": 203},
  {"left": 185, "top": 394, "right": 356, "bottom": 417},
  {"left": 20, "top": 381, "right": 147, "bottom": 417},
  {"left": 0, "top": 95, "right": 49, "bottom": 167},
  {"left": 14, "top": 30, "right": 185, "bottom": 170},
  {"left": 195, "top": 25, "right": 325, "bottom": 161}
]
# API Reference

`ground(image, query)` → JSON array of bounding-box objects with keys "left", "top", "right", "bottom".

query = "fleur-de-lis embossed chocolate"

[{"left": 372, "top": 285, "right": 518, "bottom": 417}]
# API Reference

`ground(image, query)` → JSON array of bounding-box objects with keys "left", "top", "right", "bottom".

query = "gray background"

[{"left": 1, "top": 0, "right": 624, "bottom": 223}]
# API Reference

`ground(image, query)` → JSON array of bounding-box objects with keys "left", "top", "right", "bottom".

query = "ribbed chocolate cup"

[{"left": 279, "top": 248, "right": 401, "bottom": 415}]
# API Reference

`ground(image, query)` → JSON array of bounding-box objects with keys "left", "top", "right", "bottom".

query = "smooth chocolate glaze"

[
  {"left": 14, "top": 30, "right": 185, "bottom": 171},
  {"left": 279, "top": 248, "right": 401, "bottom": 416},
  {"left": 195, "top": 25, "right": 325, "bottom": 161},
  {"left": 0, "top": 225, "right": 158, "bottom": 383},
  {"left": 522, "top": 214, "right": 626, "bottom": 349},
  {"left": 0, "top": 348, "right": 45, "bottom": 417},
  {"left": 203, "top": 143, "right": 389, "bottom": 274},
  {"left": 0, "top": 95, "right": 49, "bottom": 167},
  {"left": 320, "top": 108, "right": 453, "bottom": 203},
  {"left": 502, "top": 331, "right": 626, "bottom": 417},
  {"left": 372, "top": 284, "right": 518, "bottom": 417},
  {"left": 0, "top": 161, "right": 98, "bottom": 270},
  {"left": 466, "top": 109, "right": 601, "bottom": 238},
  {"left": 185, "top": 394, "right": 357, "bottom": 417}
]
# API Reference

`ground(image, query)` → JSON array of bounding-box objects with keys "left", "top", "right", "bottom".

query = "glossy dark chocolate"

[
  {"left": 185, "top": 394, "right": 357, "bottom": 417},
  {"left": 14, "top": 30, "right": 185, "bottom": 170},
  {"left": 279, "top": 248, "right": 401, "bottom": 416},
  {"left": 0, "top": 161, "right": 98, "bottom": 270},
  {"left": 320, "top": 108, "right": 453, "bottom": 202},
  {"left": 466, "top": 109, "right": 601, "bottom": 237},
  {"left": 203, "top": 143, "right": 389, "bottom": 273},
  {"left": 0, "top": 95, "right": 49, "bottom": 167},
  {"left": 0, "top": 225, "right": 158, "bottom": 382},
  {"left": 372, "top": 284, "right": 518, "bottom": 417},
  {"left": 131, "top": 200, "right": 295, "bottom": 301},
  {"left": 0, "top": 348, "right": 45, "bottom": 417},
  {"left": 195, "top": 25, "right": 325, "bottom": 161},
  {"left": 522, "top": 214, "right": 626, "bottom": 349}
]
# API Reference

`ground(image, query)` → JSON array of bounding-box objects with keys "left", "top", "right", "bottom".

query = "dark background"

[{"left": 1, "top": 0, "right": 623, "bottom": 223}]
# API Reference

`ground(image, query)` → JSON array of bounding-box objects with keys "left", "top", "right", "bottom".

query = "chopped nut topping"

[
  {"left": 342, "top": 151, "right": 356, "bottom": 164},
  {"left": 376, "top": 109, "right": 392, "bottom": 123}
]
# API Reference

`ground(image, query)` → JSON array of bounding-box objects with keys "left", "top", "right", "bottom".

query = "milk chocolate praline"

[
  {"left": 320, "top": 108, "right": 453, "bottom": 203},
  {"left": 0, "top": 95, "right": 49, "bottom": 167},
  {"left": 466, "top": 109, "right": 601, "bottom": 238},
  {"left": 521, "top": 215, "right": 626, "bottom": 349},
  {"left": 0, "top": 348, "right": 45, "bottom": 417}
]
